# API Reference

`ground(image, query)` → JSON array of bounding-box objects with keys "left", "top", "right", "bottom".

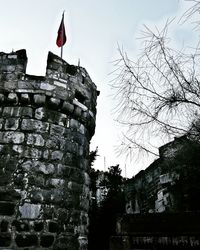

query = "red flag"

[{"left": 56, "top": 13, "right": 67, "bottom": 47}]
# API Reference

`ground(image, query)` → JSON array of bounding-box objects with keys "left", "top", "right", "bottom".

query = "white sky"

[{"left": 0, "top": 0, "right": 196, "bottom": 177}]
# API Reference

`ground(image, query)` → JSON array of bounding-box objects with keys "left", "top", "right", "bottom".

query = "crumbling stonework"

[
  {"left": 110, "top": 213, "right": 200, "bottom": 249},
  {"left": 111, "top": 136, "right": 200, "bottom": 249},
  {"left": 0, "top": 49, "right": 98, "bottom": 249},
  {"left": 124, "top": 136, "right": 200, "bottom": 214}
]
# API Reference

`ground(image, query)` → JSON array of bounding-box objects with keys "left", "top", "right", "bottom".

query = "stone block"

[
  {"left": 0, "top": 93, "right": 5, "bottom": 103},
  {"left": 50, "top": 124, "right": 65, "bottom": 136},
  {"left": 49, "top": 97, "right": 60, "bottom": 108},
  {"left": 12, "top": 220, "right": 29, "bottom": 232},
  {"left": 0, "top": 131, "right": 25, "bottom": 144},
  {"left": 37, "top": 162, "right": 55, "bottom": 175},
  {"left": 21, "top": 160, "right": 33, "bottom": 171},
  {"left": 57, "top": 113, "right": 67, "bottom": 126},
  {"left": 21, "top": 106, "right": 33, "bottom": 117},
  {"left": 21, "top": 119, "right": 49, "bottom": 133},
  {"left": 74, "top": 106, "right": 82, "bottom": 118},
  {"left": 40, "top": 82, "right": 56, "bottom": 91},
  {"left": 0, "top": 202, "right": 15, "bottom": 216},
  {"left": 53, "top": 80, "right": 67, "bottom": 89},
  {"left": 62, "top": 101, "right": 74, "bottom": 113},
  {"left": 4, "top": 81, "right": 17, "bottom": 90},
  {"left": 35, "top": 107, "right": 45, "bottom": 120},
  {"left": 33, "top": 94, "right": 46, "bottom": 105},
  {"left": 6, "top": 65, "right": 15, "bottom": 72},
  {"left": 19, "top": 203, "right": 41, "bottom": 219},
  {"left": 78, "top": 124, "right": 85, "bottom": 134},
  {"left": 68, "top": 182, "right": 83, "bottom": 193},
  {"left": 62, "top": 167, "right": 84, "bottom": 184},
  {"left": 70, "top": 118, "right": 79, "bottom": 129},
  {"left": 78, "top": 236, "right": 88, "bottom": 250},
  {"left": 71, "top": 132, "right": 86, "bottom": 146},
  {"left": 53, "top": 235, "right": 79, "bottom": 250},
  {"left": 12, "top": 145, "right": 24, "bottom": 154},
  {"left": 27, "top": 133, "right": 45, "bottom": 147},
  {"left": 7, "top": 92, "right": 18, "bottom": 104},
  {"left": 0, "top": 189, "right": 21, "bottom": 202},
  {"left": 55, "top": 90, "right": 71, "bottom": 101},
  {"left": 0, "top": 118, "right": 3, "bottom": 130},
  {"left": 20, "top": 93, "right": 30, "bottom": 103},
  {"left": 76, "top": 225, "right": 88, "bottom": 237},
  {"left": 80, "top": 199, "right": 89, "bottom": 211},
  {"left": 64, "top": 141, "right": 78, "bottom": 154},
  {"left": 30, "top": 190, "right": 44, "bottom": 204},
  {"left": 17, "top": 80, "right": 32, "bottom": 89},
  {"left": 78, "top": 146, "right": 84, "bottom": 156},
  {"left": 5, "top": 73, "right": 17, "bottom": 81},
  {"left": 28, "top": 174, "right": 45, "bottom": 187},
  {"left": 50, "top": 189, "right": 63, "bottom": 204},
  {"left": 57, "top": 164, "right": 71, "bottom": 177},
  {"left": 4, "top": 118, "right": 19, "bottom": 130},
  {"left": 47, "top": 178, "right": 65, "bottom": 187},
  {"left": 46, "top": 137, "right": 60, "bottom": 149},
  {"left": 79, "top": 159, "right": 89, "bottom": 170},
  {"left": 43, "top": 205, "right": 54, "bottom": 220},
  {"left": 80, "top": 212, "right": 89, "bottom": 225},
  {"left": 3, "top": 107, "right": 20, "bottom": 117},
  {"left": 23, "top": 147, "right": 42, "bottom": 159},
  {"left": 51, "top": 150, "right": 63, "bottom": 160},
  {"left": 43, "top": 149, "right": 49, "bottom": 159},
  {"left": 3, "top": 106, "right": 33, "bottom": 118},
  {"left": 8, "top": 54, "right": 17, "bottom": 59},
  {"left": 15, "top": 234, "right": 38, "bottom": 247},
  {"left": 84, "top": 173, "right": 90, "bottom": 186}
]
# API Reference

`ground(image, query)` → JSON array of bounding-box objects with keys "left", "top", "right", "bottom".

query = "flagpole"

[
  {"left": 61, "top": 11, "right": 64, "bottom": 59},
  {"left": 61, "top": 46, "right": 63, "bottom": 59},
  {"left": 56, "top": 10, "right": 66, "bottom": 59}
]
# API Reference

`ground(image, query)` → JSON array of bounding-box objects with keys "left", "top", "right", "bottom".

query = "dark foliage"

[
  {"left": 89, "top": 147, "right": 98, "bottom": 167},
  {"left": 88, "top": 165, "right": 125, "bottom": 250}
]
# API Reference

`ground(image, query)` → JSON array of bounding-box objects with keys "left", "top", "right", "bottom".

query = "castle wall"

[
  {"left": 0, "top": 50, "right": 98, "bottom": 250},
  {"left": 110, "top": 213, "right": 200, "bottom": 249},
  {"left": 111, "top": 137, "right": 200, "bottom": 249},
  {"left": 124, "top": 137, "right": 197, "bottom": 214}
]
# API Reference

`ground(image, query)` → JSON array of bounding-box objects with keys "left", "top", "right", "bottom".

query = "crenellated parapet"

[
  {"left": 0, "top": 50, "right": 98, "bottom": 138},
  {"left": 0, "top": 49, "right": 99, "bottom": 250}
]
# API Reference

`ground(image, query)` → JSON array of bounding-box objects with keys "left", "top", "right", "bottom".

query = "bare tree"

[
  {"left": 180, "top": 0, "right": 200, "bottom": 28},
  {"left": 112, "top": 17, "right": 200, "bottom": 160}
]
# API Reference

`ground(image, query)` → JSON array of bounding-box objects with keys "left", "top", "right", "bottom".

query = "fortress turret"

[{"left": 0, "top": 49, "right": 98, "bottom": 250}]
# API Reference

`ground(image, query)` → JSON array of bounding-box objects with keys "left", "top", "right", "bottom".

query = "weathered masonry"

[
  {"left": 110, "top": 137, "right": 200, "bottom": 249},
  {"left": 0, "top": 49, "right": 98, "bottom": 249}
]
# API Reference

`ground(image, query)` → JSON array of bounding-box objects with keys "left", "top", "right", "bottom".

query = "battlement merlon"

[{"left": 0, "top": 49, "right": 99, "bottom": 137}]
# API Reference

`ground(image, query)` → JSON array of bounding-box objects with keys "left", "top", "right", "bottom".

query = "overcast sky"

[{"left": 0, "top": 0, "right": 196, "bottom": 177}]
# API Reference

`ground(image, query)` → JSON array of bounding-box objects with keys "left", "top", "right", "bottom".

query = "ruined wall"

[
  {"left": 124, "top": 136, "right": 200, "bottom": 214},
  {"left": 110, "top": 213, "right": 200, "bottom": 249},
  {"left": 0, "top": 49, "right": 98, "bottom": 249},
  {"left": 111, "top": 137, "right": 200, "bottom": 249}
]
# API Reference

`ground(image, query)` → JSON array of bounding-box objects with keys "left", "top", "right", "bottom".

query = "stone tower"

[{"left": 0, "top": 49, "right": 98, "bottom": 249}]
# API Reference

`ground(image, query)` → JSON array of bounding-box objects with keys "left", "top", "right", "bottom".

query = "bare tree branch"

[{"left": 111, "top": 14, "right": 200, "bottom": 163}]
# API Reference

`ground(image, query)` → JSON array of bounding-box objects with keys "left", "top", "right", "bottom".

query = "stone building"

[
  {"left": 124, "top": 136, "right": 200, "bottom": 214},
  {"left": 0, "top": 49, "right": 98, "bottom": 249},
  {"left": 110, "top": 136, "right": 200, "bottom": 249}
]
